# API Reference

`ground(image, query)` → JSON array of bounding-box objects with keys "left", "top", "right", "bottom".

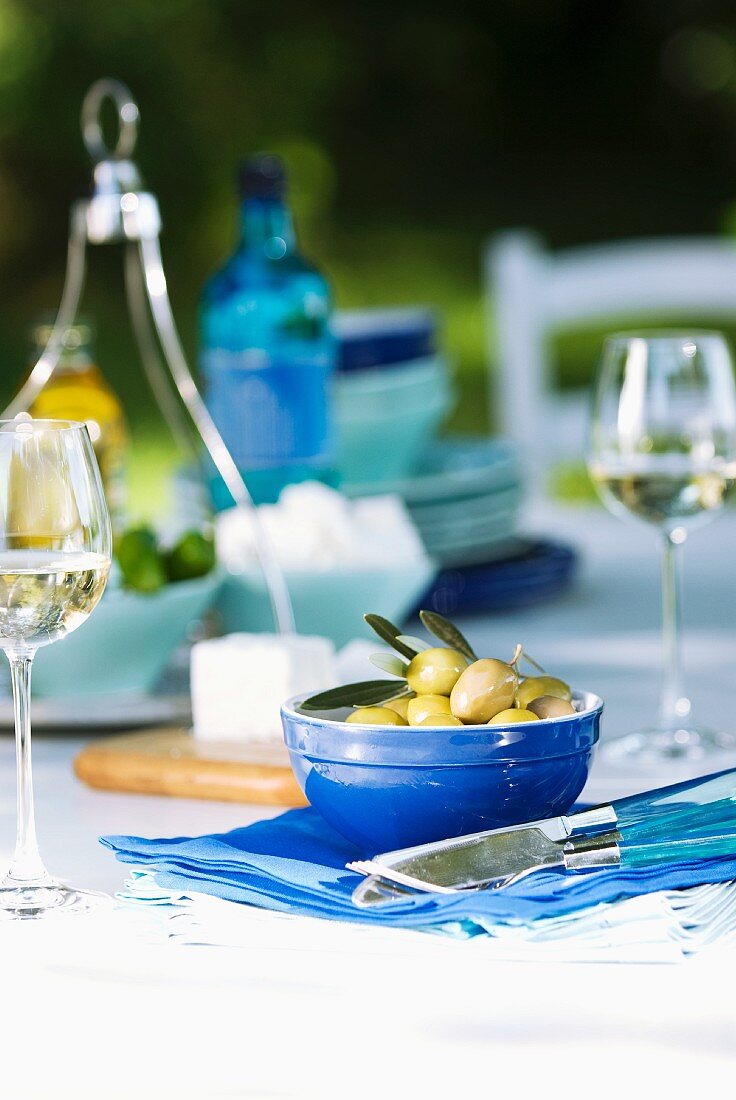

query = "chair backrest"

[{"left": 484, "top": 231, "right": 736, "bottom": 474}]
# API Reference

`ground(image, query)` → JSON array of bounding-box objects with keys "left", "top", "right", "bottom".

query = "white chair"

[{"left": 484, "top": 231, "right": 736, "bottom": 478}]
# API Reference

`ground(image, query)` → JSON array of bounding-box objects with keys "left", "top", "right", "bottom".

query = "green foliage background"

[{"left": 3, "top": 0, "right": 736, "bottom": 482}]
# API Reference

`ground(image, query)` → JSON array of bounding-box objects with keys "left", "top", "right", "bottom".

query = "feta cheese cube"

[
  {"left": 192, "top": 633, "right": 336, "bottom": 743},
  {"left": 214, "top": 481, "right": 427, "bottom": 574}
]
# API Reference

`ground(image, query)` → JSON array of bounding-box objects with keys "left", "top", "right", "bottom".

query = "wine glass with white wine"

[
  {"left": 588, "top": 332, "right": 736, "bottom": 763},
  {"left": 0, "top": 416, "right": 111, "bottom": 918}
]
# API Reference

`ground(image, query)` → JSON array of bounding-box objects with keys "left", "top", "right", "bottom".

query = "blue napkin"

[{"left": 101, "top": 808, "right": 736, "bottom": 936}]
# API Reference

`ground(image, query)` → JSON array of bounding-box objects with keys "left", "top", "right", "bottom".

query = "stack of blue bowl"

[{"left": 332, "top": 309, "right": 455, "bottom": 484}]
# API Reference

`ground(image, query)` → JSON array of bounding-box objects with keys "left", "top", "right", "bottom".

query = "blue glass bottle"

[{"left": 200, "top": 154, "right": 335, "bottom": 506}]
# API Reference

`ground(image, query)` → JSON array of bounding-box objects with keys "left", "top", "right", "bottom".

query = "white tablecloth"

[{"left": 2, "top": 507, "right": 736, "bottom": 1096}]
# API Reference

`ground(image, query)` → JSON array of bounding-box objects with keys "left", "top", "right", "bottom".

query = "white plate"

[{"left": 0, "top": 692, "right": 191, "bottom": 732}]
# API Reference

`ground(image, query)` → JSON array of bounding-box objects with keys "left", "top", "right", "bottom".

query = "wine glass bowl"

[
  {"left": 0, "top": 417, "right": 112, "bottom": 918},
  {"left": 588, "top": 332, "right": 736, "bottom": 763}
]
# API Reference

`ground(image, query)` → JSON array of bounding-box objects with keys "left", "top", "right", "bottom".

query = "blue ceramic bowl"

[
  {"left": 333, "top": 307, "right": 436, "bottom": 372},
  {"left": 281, "top": 691, "right": 603, "bottom": 852}
]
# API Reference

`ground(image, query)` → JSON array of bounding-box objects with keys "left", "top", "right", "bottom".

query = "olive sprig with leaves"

[
  {"left": 301, "top": 611, "right": 574, "bottom": 726},
  {"left": 301, "top": 611, "right": 474, "bottom": 711}
]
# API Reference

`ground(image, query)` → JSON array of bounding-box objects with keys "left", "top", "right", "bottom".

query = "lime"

[
  {"left": 116, "top": 526, "right": 166, "bottom": 593},
  {"left": 165, "top": 530, "right": 216, "bottom": 582}
]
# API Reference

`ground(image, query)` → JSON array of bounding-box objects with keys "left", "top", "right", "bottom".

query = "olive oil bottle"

[{"left": 27, "top": 321, "right": 128, "bottom": 531}]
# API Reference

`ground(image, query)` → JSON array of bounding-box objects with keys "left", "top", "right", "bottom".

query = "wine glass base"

[
  {"left": 602, "top": 725, "right": 736, "bottom": 766},
  {"left": 0, "top": 882, "right": 111, "bottom": 921}
]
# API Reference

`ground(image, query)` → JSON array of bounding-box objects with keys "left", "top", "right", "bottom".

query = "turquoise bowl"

[
  {"left": 337, "top": 395, "right": 450, "bottom": 484},
  {"left": 33, "top": 572, "right": 223, "bottom": 698},
  {"left": 216, "top": 558, "right": 437, "bottom": 647},
  {"left": 335, "top": 360, "right": 454, "bottom": 484}
]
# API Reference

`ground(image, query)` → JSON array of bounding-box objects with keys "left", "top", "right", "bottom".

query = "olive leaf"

[
  {"left": 363, "top": 614, "right": 418, "bottom": 660},
  {"left": 301, "top": 680, "right": 409, "bottom": 711},
  {"left": 397, "top": 635, "right": 431, "bottom": 652},
  {"left": 419, "top": 610, "right": 477, "bottom": 662},
  {"left": 369, "top": 653, "right": 408, "bottom": 677}
]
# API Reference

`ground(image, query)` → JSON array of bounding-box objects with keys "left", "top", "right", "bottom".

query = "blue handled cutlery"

[{"left": 348, "top": 768, "right": 736, "bottom": 906}]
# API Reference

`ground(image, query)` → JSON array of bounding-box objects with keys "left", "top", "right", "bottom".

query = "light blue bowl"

[
  {"left": 216, "top": 558, "right": 437, "bottom": 648},
  {"left": 33, "top": 572, "right": 223, "bottom": 698},
  {"left": 336, "top": 357, "right": 447, "bottom": 397},
  {"left": 282, "top": 691, "right": 603, "bottom": 851},
  {"left": 336, "top": 394, "right": 452, "bottom": 484},
  {"left": 335, "top": 360, "right": 454, "bottom": 484}
]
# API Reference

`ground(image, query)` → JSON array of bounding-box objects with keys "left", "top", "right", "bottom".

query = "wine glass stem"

[
  {"left": 3, "top": 653, "right": 52, "bottom": 887},
  {"left": 660, "top": 531, "right": 689, "bottom": 729}
]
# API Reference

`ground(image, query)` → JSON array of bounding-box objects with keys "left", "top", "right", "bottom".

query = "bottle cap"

[
  {"left": 31, "top": 317, "right": 94, "bottom": 351},
  {"left": 239, "top": 154, "right": 286, "bottom": 200}
]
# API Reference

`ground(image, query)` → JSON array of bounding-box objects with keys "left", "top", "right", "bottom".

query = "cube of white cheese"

[{"left": 191, "top": 633, "right": 336, "bottom": 743}]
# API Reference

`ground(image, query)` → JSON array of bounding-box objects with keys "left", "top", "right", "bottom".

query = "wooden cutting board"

[{"left": 74, "top": 728, "right": 307, "bottom": 807}]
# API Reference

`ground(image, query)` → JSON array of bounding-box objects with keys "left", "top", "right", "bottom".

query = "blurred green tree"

[{"left": 3, "top": 0, "right": 736, "bottom": 439}]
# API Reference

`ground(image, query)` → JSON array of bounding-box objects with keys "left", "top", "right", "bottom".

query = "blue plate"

[
  {"left": 344, "top": 436, "right": 521, "bottom": 504},
  {"left": 410, "top": 482, "right": 523, "bottom": 530},
  {"left": 416, "top": 539, "right": 578, "bottom": 616},
  {"left": 421, "top": 523, "right": 521, "bottom": 567}
]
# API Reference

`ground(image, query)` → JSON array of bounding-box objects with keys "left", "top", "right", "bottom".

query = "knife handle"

[
  {"left": 611, "top": 767, "right": 736, "bottom": 829},
  {"left": 617, "top": 799, "right": 736, "bottom": 848},
  {"left": 619, "top": 830, "right": 736, "bottom": 869}
]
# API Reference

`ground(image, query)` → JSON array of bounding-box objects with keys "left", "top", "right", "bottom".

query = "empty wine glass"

[
  {"left": 0, "top": 416, "right": 111, "bottom": 918},
  {"left": 588, "top": 332, "right": 736, "bottom": 763}
]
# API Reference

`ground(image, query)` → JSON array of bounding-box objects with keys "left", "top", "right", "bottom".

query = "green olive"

[
  {"left": 407, "top": 694, "right": 452, "bottom": 725},
  {"left": 527, "top": 695, "right": 576, "bottom": 720},
  {"left": 382, "top": 694, "right": 415, "bottom": 720},
  {"left": 346, "top": 706, "right": 407, "bottom": 726},
  {"left": 515, "top": 676, "right": 572, "bottom": 709},
  {"left": 417, "top": 713, "right": 464, "bottom": 727},
  {"left": 487, "top": 708, "right": 540, "bottom": 725},
  {"left": 450, "top": 658, "right": 518, "bottom": 724},
  {"left": 406, "top": 647, "right": 469, "bottom": 696}
]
